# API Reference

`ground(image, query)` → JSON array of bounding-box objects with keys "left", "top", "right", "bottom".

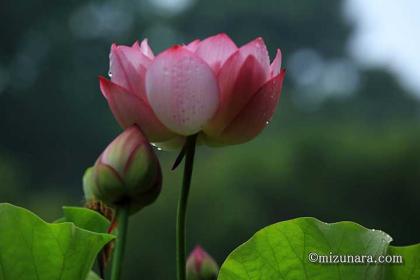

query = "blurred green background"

[{"left": 1, "top": 0, "right": 419, "bottom": 279}]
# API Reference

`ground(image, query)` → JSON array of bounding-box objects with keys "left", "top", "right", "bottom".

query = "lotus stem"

[{"left": 176, "top": 134, "right": 198, "bottom": 280}]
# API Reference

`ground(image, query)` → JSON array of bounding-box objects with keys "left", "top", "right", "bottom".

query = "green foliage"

[
  {"left": 386, "top": 245, "right": 420, "bottom": 279},
  {"left": 0, "top": 203, "right": 114, "bottom": 280},
  {"left": 218, "top": 218, "right": 420, "bottom": 280},
  {"left": 86, "top": 271, "right": 102, "bottom": 280},
  {"left": 60, "top": 206, "right": 110, "bottom": 233}
]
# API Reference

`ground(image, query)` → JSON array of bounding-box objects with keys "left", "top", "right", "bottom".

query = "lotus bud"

[
  {"left": 83, "top": 167, "right": 114, "bottom": 223},
  {"left": 186, "top": 245, "right": 219, "bottom": 280},
  {"left": 83, "top": 167, "right": 97, "bottom": 202},
  {"left": 83, "top": 125, "right": 162, "bottom": 213}
]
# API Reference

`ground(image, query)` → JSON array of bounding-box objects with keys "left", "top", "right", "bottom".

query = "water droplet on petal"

[{"left": 151, "top": 143, "right": 163, "bottom": 151}]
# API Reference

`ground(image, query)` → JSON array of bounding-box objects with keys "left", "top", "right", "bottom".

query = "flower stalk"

[
  {"left": 176, "top": 134, "right": 198, "bottom": 280},
  {"left": 111, "top": 205, "right": 129, "bottom": 280}
]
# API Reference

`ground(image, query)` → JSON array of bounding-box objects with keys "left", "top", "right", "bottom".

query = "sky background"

[{"left": 346, "top": 0, "right": 420, "bottom": 95}]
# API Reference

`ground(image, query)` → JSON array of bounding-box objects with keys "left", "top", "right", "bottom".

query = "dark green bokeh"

[{"left": 0, "top": 0, "right": 419, "bottom": 279}]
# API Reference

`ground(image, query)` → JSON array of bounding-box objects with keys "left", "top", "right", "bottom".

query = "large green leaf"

[
  {"left": 0, "top": 203, "right": 114, "bottom": 280},
  {"left": 86, "top": 271, "right": 102, "bottom": 280},
  {"left": 61, "top": 206, "right": 110, "bottom": 233},
  {"left": 218, "top": 217, "right": 420, "bottom": 280},
  {"left": 386, "top": 244, "right": 420, "bottom": 280}
]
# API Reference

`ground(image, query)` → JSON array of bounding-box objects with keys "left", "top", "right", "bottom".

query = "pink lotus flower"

[{"left": 100, "top": 34, "right": 285, "bottom": 148}]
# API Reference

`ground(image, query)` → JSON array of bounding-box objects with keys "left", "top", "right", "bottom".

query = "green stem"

[
  {"left": 111, "top": 205, "right": 129, "bottom": 280},
  {"left": 176, "top": 134, "right": 198, "bottom": 280}
]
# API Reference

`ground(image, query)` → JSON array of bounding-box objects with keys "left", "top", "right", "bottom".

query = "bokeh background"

[{"left": 1, "top": 0, "right": 419, "bottom": 278}]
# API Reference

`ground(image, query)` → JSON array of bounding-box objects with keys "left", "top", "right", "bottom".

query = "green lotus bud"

[
  {"left": 186, "top": 245, "right": 219, "bottom": 280},
  {"left": 83, "top": 167, "right": 96, "bottom": 202},
  {"left": 83, "top": 125, "right": 162, "bottom": 214}
]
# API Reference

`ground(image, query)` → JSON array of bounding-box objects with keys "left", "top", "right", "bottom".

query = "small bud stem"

[
  {"left": 176, "top": 134, "right": 198, "bottom": 280},
  {"left": 111, "top": 205, "right": 129, "bottom": 280}
]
